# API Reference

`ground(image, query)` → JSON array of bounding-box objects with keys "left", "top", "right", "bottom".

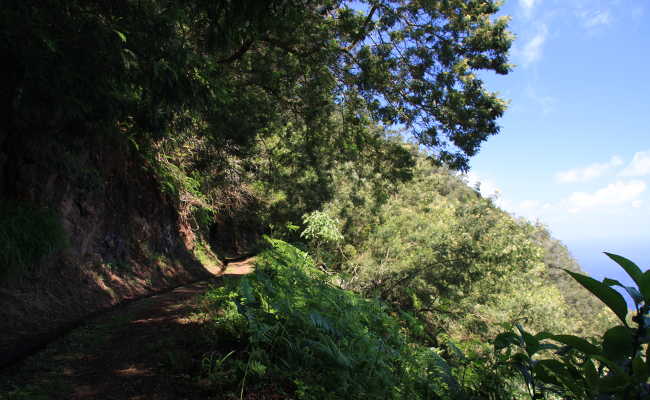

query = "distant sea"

[{"left": 565, "top": 238, "right": 648, "bottom": 309}]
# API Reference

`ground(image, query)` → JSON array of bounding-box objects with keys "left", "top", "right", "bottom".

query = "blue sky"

[{"left": 465, "top": 0, "right": 649, "bottom": 282}]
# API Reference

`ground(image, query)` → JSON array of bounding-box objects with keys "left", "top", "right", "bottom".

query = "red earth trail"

[{"left": 0, "top": 257, "right": 256, "bottom": 400}]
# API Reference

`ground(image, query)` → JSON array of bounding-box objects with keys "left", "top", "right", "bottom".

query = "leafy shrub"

[
  {"left": 300, "top": 211, "right": 344, "bottom": 245},
  {"left": 300, "top": 210, "right": 343, "bottom": 266},
  {"left": 495, "top": 253, "right": 650, "bottom": 399},
  {"left": 201, "top": 237, "right": 459, "bottom": 399},
  {"left": 152, "top": 153, "right": 216, "bottom": 232},
  {"left": 0, "top": 201, "right": 67, "bottom": 280}
]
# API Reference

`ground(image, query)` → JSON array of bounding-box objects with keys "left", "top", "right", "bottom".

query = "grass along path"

[{"left": 0, "top": 257, "right": 255, "bottom": 400}]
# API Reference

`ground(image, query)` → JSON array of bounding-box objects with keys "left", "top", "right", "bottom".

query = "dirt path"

[
  {"left": 0, "top": 258, "right": 255, "bottom": 400},
  {"left": 222, "top": 258, "right": 255, "bottom": 276}
]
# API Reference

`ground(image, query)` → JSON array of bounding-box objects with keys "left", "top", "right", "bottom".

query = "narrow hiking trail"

[{"left": 0, "top": 258, "right": 256, "bottom": 400}]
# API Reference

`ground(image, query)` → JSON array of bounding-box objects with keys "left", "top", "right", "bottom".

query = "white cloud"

[
  {"left": 580, "top": 10, "right": 612, "bottom": 28},
  {"left": 526, "top": 86, "right": 556, "bottom": 114},
  {"left": 519, "top": 0, "right": 541, "bottom": 17},
  {"left": 463, "top": 172, "right": 510, "bottom": 208},
  {"left": 567, "top": 180, "right": 646, "bottom": 212},
  {"left": 519, "top": 0, "right": 539, "bottom": 10},
  {"left": 519, "top": 200, "right": 541, "bottom": 210},
  {"left": 620, "top": 151, "right": 650, "bottom": 177},
  {"left": 522, "top": 24, "right": 548, "bottom": 66},
  {"left": 464, "top": 172, "right": 500, "bottom": 197},
  {"left": 555, "top": 156, "right": 623, "bottom": 183},
  {"left": 513, "top": 198, "right": 555, "bottom": 216}
]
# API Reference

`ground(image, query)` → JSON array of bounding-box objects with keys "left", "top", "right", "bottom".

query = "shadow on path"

[{"left": 1, "top": 258, "right": 256, "bottom": 400}]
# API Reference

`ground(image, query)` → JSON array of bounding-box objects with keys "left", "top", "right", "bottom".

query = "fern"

[{"left": 201, "top": 237, "right": 457, "bottom": 399}]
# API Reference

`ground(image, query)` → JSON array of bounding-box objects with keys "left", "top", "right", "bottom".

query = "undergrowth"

[
  {"left": 152, "top": 153, "right": 216, "bottom": 232},
  {"left": 193, "top": 240, "right": 222, "bottom": 270},
  {"left": 200, "top": 237, "right": 458, "bottom": 399},
  {"left": 0, "top": 201, "right": 67, "bottom": 281}
]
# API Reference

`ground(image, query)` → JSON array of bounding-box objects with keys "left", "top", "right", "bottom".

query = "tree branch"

[
  {"left": 344, "top": 5, "right": 378, "bottom": 52},
  {"left": 216, "top": 39, "right": 255, "bottom": 64}
]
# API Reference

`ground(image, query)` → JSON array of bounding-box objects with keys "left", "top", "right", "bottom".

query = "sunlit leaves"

[{"left": 335, "top": 0, "right": 512, "bottom": 170}]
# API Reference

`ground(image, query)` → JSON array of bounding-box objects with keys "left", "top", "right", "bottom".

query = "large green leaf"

[
  {"left": 534, "top": 331, "right": 556, "bottom": 341},
  {"left": 640, "top": 270, "right": 650, "bottom": 302},
  {"left": 605, "top": 252, "right": 643, "bottom": 287},
  {"left": 516, "top": 323, "right": 541, "bottom": 356},
  {"left": 552, "top": 334, "right": 601, "bottom": 355},
  {"left": 494, "top": 331, "right": 519, "bottom": 350},
  {"left": 113, "top": 29, "right": 127, "bottom": 43},
  {"left": 603, "top": 278, "right": 643, "bottom": 306},
  {"left": 565, "top": 270, "right": 629, "bottom": 325},
  {"left": 632, "top": 353, "right": 649, "bottom": 382},
  {"left": 581, "top": 359, "right": 599, "bottom": 390},
  {"left": 591, "top": 354, "right": 627, "bottom": 376},
  {"left": 533, "top": 359, "right": 565, "bottom": 387},
  {"left": 535, "top": 359, "right": 584, "bottom": 397},
  {"left": 602, "top": 326, "right": 633, "bottom": 362},
  {"left": 599, "top": 373, "right": 630, "bottom": 393}
]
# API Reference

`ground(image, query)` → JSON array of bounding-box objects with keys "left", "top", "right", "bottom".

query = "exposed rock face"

[{"left": 0, "top": 131, "right": 214, "bottom": 366}]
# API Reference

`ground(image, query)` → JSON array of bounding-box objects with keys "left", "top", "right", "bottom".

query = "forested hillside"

[{"left": 1, "top": 1, "right": 645, "bottom": 399}]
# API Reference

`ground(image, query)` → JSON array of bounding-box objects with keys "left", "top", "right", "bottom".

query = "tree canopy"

[{"left": 2, "top": 0, "right": 512, "bottom": 170}]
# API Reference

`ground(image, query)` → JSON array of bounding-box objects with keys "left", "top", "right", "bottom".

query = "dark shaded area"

[
  {"left": 0, "top": 278, "right": 207, "bottom": 371},
  {"left": 0, "top": 281, "right": 220, "bottom": 399},
  {"left": 210, "top": 210, "right": 265, "bottom": 259},
  {"left": 0, "top": 257, "right": 252, "bottom": 372},
  {"left": 1, "top": 258, "right": 257, "bottom": 399},
  {"left": 0, "top": 131, "right": 215, "bottom": 369}
]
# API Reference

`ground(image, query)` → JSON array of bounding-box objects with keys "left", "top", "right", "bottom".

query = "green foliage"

[
  {"left": 201, "top": 238, "right": 463, "bottom": 399},
  {"left": 193, "top": 240, "right": 220, "bottom": 268},
  {"left": 3, "top": 0, "right": 512, "bottom": 173},
  {"left": 530, "top": 225, "right": 618, "bottom": 337},
  {"left": 249, "top": 119, "right": 416, "bottom": 239},
  {"left": 0, "top": 201, "right": 67, "bottom": 280},
  {"left": 151, "top": 149, "right": 217, "bottom": 236},
  {"left": 496, "top": 253, "right": 650, "bottom": 399},
  {"left": 202, "top": 287, "right": 247, "bottom": 341},
  {"left": 149, "top": 132, "right": 259, "bottom": 241},
  {"left": 313, "top": 152, "right": 616, "bottom": 355},
  {"left": 334, "top": 0, "right": 514, "bottom": 170},
  {"left": 330, "top": 157, "right": 575, "bottom": 343},
  {"left": 2, "top": 0, "right": 301, "bottom": 145},
  {"left": 0, "top": 385, "right": 50, "bottom": 400},
  {"left": 301, "top": 211, "right": 344, "bottom": 245},
  {"left": 300, "top": 210, "right": 344, "bottom": 266},
  {"left": 565, "top": 270, "right": 628, "bottom": 325},
  {"left": 4, "top": 2, "right": 627, "bottom": 397}
]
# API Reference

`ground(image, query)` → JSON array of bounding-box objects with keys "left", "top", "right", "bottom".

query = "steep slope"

[{"left": 0, "top": 131, "right": 221, "bottom": 367}]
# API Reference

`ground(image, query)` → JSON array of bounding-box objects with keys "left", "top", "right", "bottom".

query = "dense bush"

[
  {"left": 200, "top": 238, "right": 463, "bottom": 399},
  {"left": 321, "top": 157, "right": 609, "bottom": 345},
  {"left": 200, "top": 240, "right": 647, "bottom": 399}
]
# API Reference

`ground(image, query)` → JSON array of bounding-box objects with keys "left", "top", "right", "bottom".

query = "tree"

[
  {"left": 332, "top": 0, "right": 513, "bottom": 170},
  {"left": 1, "top": 0, "right": 512, "bottom": 171}
]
